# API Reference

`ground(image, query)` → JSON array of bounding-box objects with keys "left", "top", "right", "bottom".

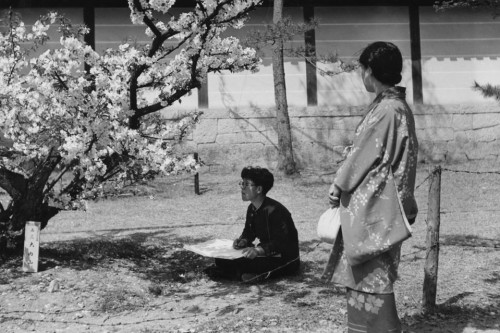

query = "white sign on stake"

[{"left": 22, "top": 221, "right": 41, "bottom": 273}]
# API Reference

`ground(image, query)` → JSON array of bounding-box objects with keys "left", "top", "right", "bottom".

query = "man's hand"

[
  {"left": 328, "top": 183, "right": 341, "bottom": 208},
  {"left": 242, "top": 246, "right": 265, "bottom": 259},
  {"left": 233, "top": 238, "right": 247, "bottom": 249}
]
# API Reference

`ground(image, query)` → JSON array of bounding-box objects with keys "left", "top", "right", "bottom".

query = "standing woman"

[{"left": 322, "top": 41, "right": 419, "bottom": 333}]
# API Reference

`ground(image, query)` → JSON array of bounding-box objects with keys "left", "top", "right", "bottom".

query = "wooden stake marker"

[
  {"left": 22, "top": 221, "right": 41, "bottom": 273},
  {"left": 422, "top": 166, "right": 442, "bottom": 313}
]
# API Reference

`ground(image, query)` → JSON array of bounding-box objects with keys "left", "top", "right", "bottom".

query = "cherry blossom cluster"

[{"left": 0, "top": 0, "right": 262, "bottom": 210}]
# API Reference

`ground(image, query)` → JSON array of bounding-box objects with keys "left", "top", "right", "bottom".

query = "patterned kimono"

[{"left": 323, "top": 86, "right": 418, "bottom": 295}]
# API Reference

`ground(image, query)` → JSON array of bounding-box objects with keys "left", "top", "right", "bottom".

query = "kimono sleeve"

[{"left": 334, "top": 104, "right": 400, "bottom": 193}]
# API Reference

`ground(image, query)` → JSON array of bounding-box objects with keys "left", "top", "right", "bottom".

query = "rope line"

[
  {"left": 414, "top": 167, "right": 500, "bottom": 192},
  {"left": 441, "top": 167, "right": 500, "bottom": 175},
  {"left": 415, "top": 173, "right": 433, "bottom": 191},
  {"left": 245, "top": 166, "right": 500, "bottom": 283}
]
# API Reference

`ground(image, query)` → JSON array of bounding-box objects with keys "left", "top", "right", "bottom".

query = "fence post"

[
  {"left": 194, "top": 152, "right": 200, "bottom": 195},
  {"left": 422, "top": 165, "right": 442, "bottom": 313}
]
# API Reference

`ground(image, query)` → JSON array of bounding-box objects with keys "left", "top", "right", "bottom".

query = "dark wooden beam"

[
  {"left": 303, "top": 2, "right": 317, "bottom": 106},
  {"left": 198, "top": 83, "right": 209, "bottom": 109},
  {"left": 409, "top": 4, "right": 423, "bottom": 105},
  {"left": 3, "top": 0, "right": 437, "bottom": 8},
  {"left": 83, "top": 6, "right": 95, "bottom": 73},
  {"left": 3, "top": 0, "right": 128, "bottom": 8}
]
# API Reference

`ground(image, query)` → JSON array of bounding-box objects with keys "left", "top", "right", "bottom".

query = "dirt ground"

[{"left": 0, "top": 163, "right": 499, "bottom": 333}]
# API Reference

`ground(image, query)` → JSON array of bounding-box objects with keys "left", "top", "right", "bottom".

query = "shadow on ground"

[
  {"left": 401, "top": 298, "right": 500, "bottom": 333},
  {"left": 1, "top": 232, "right": 212, "bottom": 282},
  {"left": 1, "top": 233, "right": 499, "bottom": 332},
  {"left": 441, "top": 234, "right": 500, "bottom": 248}
]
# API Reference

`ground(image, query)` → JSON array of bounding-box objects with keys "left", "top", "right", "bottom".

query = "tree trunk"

[
  {"left": 0, "top": 158, "right": 61, "bottom": 251},
  {"left": 272, "top": 0, "right": 297, "bottom": 175}
]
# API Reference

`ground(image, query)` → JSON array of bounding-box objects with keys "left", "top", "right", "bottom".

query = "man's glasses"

[{"left": 239, "top": 181, "right": 256, "bottom": 188}]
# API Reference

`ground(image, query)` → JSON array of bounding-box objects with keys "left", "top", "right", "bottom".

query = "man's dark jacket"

[{"left": 239, "top": 197, "right": 300, "bottom": 271}]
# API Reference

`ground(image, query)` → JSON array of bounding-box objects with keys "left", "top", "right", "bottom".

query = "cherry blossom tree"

[
  {"left": 0, "top": 0, "right": 262, "bottom": 248},
  {"left": 435, "top": 0, "right": 500, "bottom": 17}
]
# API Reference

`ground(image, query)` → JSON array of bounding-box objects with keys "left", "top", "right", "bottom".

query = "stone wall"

[{"left": 176, "top": 102, "right": 500, "bottom": 173}]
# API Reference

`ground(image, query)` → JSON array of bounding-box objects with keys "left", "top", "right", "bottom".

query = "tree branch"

[{"left": 129, "top": 0, "right": 262, "bottom": 127}]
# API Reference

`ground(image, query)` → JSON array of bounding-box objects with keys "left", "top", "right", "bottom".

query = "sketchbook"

[{"left": 183, "top": 239, "right": 245, "bottom": 259}]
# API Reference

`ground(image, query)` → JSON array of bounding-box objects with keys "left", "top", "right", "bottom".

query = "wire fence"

[
  {"left": 3, "top": 165, "right": 499, "bottom": 327},
  {"left": 415, "top": 166, "right": 500, "bottom": 191},
  {"left": 246, "top": 165, "right": 500, "bottom": 284}
]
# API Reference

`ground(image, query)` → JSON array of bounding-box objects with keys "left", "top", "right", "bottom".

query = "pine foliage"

[{"left": 473, "top": 81, "right": 500, "bottom": 102}]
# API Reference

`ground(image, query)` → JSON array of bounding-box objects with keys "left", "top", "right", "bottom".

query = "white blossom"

[{"left": 0, "top": 0, "right": 261, "bottom": 210}]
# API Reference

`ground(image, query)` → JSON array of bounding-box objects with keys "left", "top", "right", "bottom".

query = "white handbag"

[{"left": 317, "top": 207, "right": 341, "bottom": 244}]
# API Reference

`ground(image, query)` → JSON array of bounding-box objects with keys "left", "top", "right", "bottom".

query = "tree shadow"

[
  {"left": 0, "top": 232, "right": 213, "bottom": 280},
  {"left": 441, "top": 234, "right": 500, "bottom": 248},
  {"left": 401, "top": 294, "right": 500, "bottom": 333},
  {"left": 400, "top": 245, "right": 426, "bottom": 263},
  {"left": 0, "top": 234, "right": 358, "bottom": 317}
]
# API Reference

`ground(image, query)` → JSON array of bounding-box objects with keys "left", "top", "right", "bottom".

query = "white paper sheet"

[{"left": 183, "top": 239, "right": 245, "bottom": 259}]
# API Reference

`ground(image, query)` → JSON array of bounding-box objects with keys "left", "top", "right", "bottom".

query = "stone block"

[
  {"left": 291, "top": 127, "right": 352, "bottom": 147},
  {"left": 217, "top": 118, "right": 275, "bottom": 134},
  {"left": 327, "top": 129, "right": 354, "bottom": 146},
  {"left": 161, "top": 109, "right": 197, "bottom": 120},
  {"left": 473, "top": 113, "right": 500, "bottom": 129},
  {"left": 216, "top": 130, "right": 278, "bottom": 145},
  {"left": 454, "top": 131, "right": 472, "bottom": 144},
  {"left": 418, "top": 140, "right": 448, "bottom": 162},
  {"left": 225, "top": 107, "right": 276, "bottom": 119},
  {"left": 291, "top": 117, "right": 331, "bottom": 130},
  {"left": 472, "top": 126, "right": 500, "bottom": 142},
  {"left": 292, "top": 128, "right": 327, "bottom": 147},
  {"left": 459, "top": 127, "right": 500, "bottom": 143},
  {"left": 452, "top": 114, "right": 474, "bottom": 131},
  {"left": 291, "top": 116, "right": 360, "bottom": 131},
  {"left": 416, "top": 127, "right": 455, "bottom": 141},
  {"left": 463, "top": 141, "right": 500, "bottom": 160},
  {"left": 197, "top": 143, "right": 278, "bottom": 172},
  {"left": 294, "top": 142, "right": 344, "bottom": 171},
  {"left": 415, "top": 114, "right": 454, "bottom": 129},
  {"left": 175, "top": 140, "right": 197, "bottom": 154},
  {"left": 199, "top": 108, "right": 231, "bottom": 119},
  {"left": 444, "top": 142, "right": 468, "bottom": 163},
  {"left": 193, "top": 118, "right": 217, "bottom": 143},
  {"left": 289, "top": 105, "right": 365, "bottom": 117}
]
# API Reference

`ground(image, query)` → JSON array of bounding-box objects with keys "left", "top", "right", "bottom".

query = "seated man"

[{"left": 209, "top": 166, "right": 300, "bottom": 282}]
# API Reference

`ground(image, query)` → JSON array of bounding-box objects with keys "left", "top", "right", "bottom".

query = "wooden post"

[
  {"left": 198, "top": 83, "right": 208, "bottom": 109},
  {"left": 22, "top": 221, "right": 41, "bottom": 272},
  {"left": 409, "top": 4, "right": 423, "bottom": 105},
  {"left": 194, "top": 152, "right": 200, "bottom": 195},
  {"left": 303, "top": 2, "right": 317, "bottom": 106},
  {"left": 422, "top": 166, "right": 442, "bottom": 313},
  {"left": 83, "top": 6, "right": 95, "bottom": 74}
]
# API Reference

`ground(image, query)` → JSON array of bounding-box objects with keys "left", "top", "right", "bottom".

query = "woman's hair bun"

[{"left": 359, "top": 41, "right": 403, "bottom": 85}]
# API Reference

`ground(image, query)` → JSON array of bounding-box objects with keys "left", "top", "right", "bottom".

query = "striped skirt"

[{"left": 346, "top": 288, "right": 401, "bottom": 333}]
